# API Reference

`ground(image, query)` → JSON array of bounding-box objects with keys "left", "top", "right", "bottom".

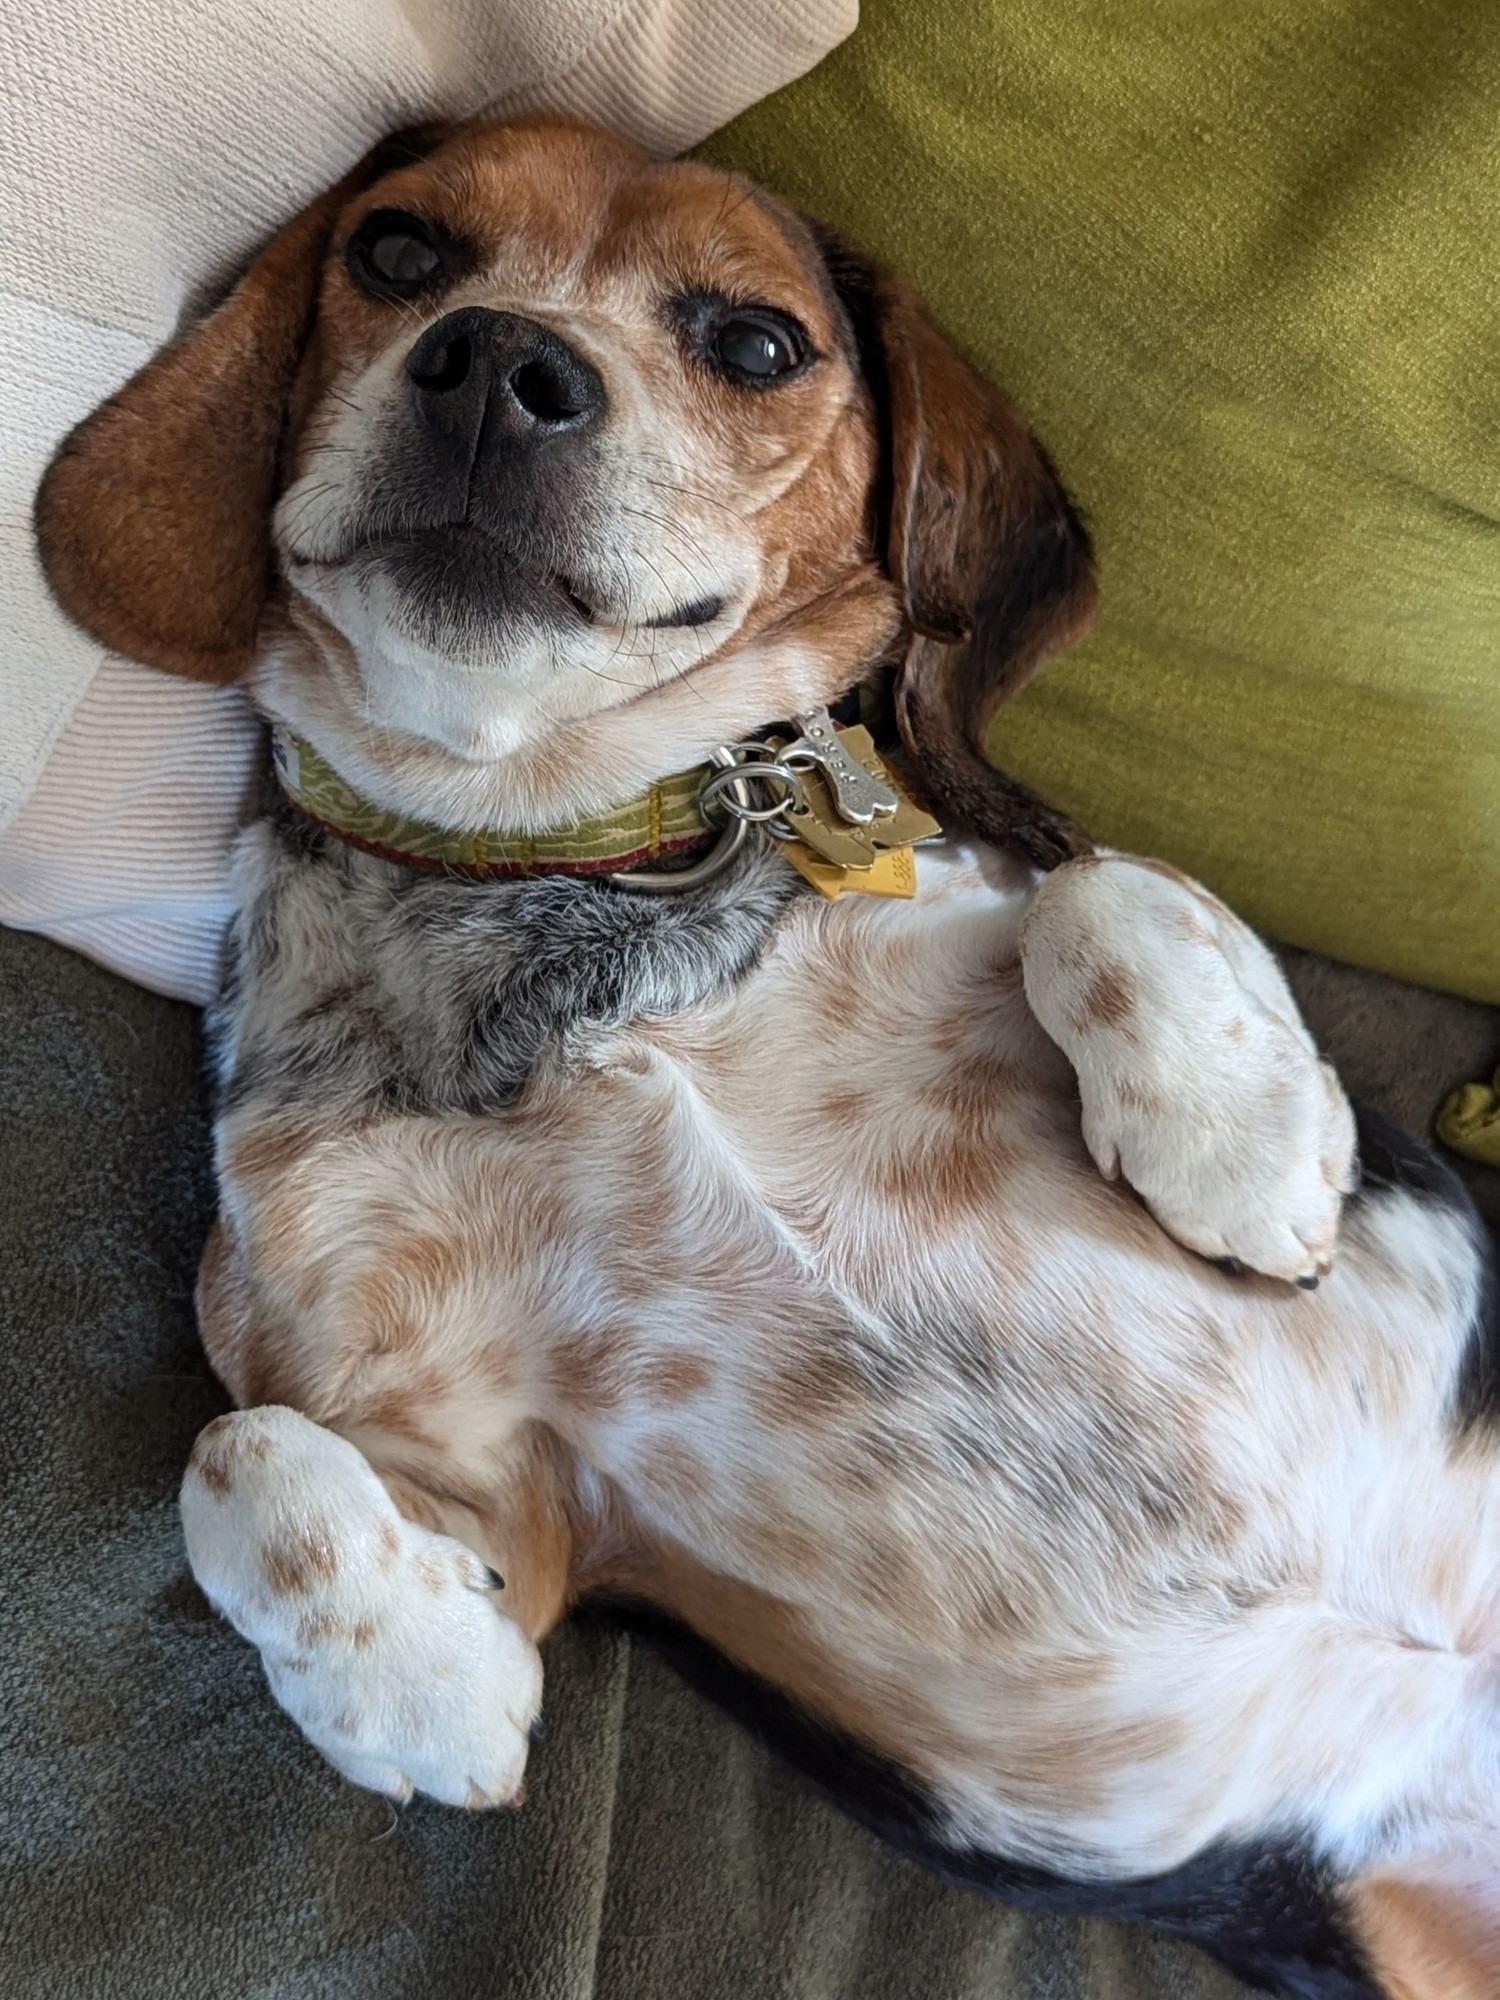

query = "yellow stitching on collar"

[{"left": 273, "top": 730, "right": 714, "bottom": 878}]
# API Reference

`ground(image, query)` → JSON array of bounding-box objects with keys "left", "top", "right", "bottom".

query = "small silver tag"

[{"left": 782, "top": 707, "right": 901, "bottom": 826}]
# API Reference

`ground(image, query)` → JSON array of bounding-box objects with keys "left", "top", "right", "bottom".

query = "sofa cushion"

[{"left": 704, "top": 0, "right": 1500, "bottom": 1001}]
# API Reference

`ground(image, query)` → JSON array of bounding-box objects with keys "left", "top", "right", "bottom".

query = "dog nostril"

[
  {"left": 409, "top": 333, "right": 471, "bottom": 394},
  {"left": 509, "top": 360, "right": 584, "bottom": 426}
]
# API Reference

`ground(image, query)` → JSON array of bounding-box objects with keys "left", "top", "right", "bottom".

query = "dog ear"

[
  {"left": 814, "top": 231, "right": 1099, "bottom": 866},
  {"left": 34, "top": 126, "right": 451, "bottom": 682}
]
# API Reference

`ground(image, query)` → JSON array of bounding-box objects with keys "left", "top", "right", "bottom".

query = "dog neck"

[{"left": 249, "top": 577, "right": 905, "bottom": 843}]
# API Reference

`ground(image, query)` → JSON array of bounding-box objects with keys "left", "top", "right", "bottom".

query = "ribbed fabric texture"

[
  {"left": 0, "top": 0, "right": 853, "bottom": 1002},
  {"left": 506, "top": 0, "right": 855, "bottom": 156},
  {"left": 0, "top": 659, "right": 261, "bottom": 1004}
]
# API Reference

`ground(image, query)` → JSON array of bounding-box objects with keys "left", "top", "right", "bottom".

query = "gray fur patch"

[{"left": 211, "top": 793, "right": 798, "bottom": 1120}]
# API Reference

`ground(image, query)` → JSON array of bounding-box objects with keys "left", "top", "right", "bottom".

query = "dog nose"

[{"left": 404, "top": 307, "right": 605, "bottom": 447}]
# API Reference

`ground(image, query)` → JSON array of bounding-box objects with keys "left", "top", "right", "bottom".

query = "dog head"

[{"left": 36, "top": 117, "right": 1095, "bottom": 850}]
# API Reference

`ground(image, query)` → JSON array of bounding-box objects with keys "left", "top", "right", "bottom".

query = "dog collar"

[
  {"left": 272, "top": 674, "right": 936, "bottom": 898},
  {"left": 271, "top": 729, "right": 720, "bottom": 883}
]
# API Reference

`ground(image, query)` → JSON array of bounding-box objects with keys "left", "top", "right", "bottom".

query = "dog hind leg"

[{"left": 181, "top": 1404, "right": 558, "bottom": 1806}]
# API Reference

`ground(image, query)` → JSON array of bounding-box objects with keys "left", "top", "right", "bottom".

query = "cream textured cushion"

[{"left": 0, "top": 0, "right": 853, "bottom": 1002}]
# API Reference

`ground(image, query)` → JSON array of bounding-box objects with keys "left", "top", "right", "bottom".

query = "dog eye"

[
  {"left": 711, "top": 313, "right": 805, "bottom": 383},
  {"left": 370, "top": 230, "right": 438, "bottom": 287},
  {"left": 348, "top": 211, "right": 444, "bottom": 299}
]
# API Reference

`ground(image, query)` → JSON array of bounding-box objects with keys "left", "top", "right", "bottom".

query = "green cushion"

[{"left": 702, "top": 0, "right": 1500, "bottom": 1003}]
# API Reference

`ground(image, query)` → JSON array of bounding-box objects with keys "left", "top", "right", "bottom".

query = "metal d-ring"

[
  {"left": 607, "top": 747, "right": 756, "bottom": 895},
  {"left": 697, "top": 758, "right": 805, "bottom": 824}
]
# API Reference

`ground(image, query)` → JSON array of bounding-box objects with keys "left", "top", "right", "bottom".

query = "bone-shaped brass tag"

[{"left": 775, "top": 723, "right": 942, "bottom": 868}]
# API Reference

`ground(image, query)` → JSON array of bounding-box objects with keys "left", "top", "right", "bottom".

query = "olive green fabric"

[
  {"left": 703, "top": 0, "right": 1500, "bottom": 1002},
  {"left": 1438, "top": 1066, "right": 1500, "bottom": 1166}
]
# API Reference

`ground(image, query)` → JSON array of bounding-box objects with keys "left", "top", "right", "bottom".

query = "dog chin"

[{"left": 287, "top": 562, "right": 645, "bottom": 765}]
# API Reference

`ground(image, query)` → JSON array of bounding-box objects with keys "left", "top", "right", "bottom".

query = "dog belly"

[
  {"left": 214, "top": 844, "right": 1500, "bottom": 1877},
  {"left": 575, "top": 1170, "right": 1495, "bottom": 1867},
  {"left": 556, "top": 1055, "right": 1498, "bottom": 1869},
  {"left": 559, "top": 943, "right": 1500, "bottom": 1870}
]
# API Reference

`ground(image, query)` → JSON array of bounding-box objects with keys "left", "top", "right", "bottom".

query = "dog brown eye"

[
  {"left": 712, "top": 314, "right": 803, "bottom": 382},
  {"left": 348, "top": 211, "right": 444, "bottom": 299}
]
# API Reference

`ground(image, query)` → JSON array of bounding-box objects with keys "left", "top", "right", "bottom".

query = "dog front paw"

[
  {"left": 1022, "top": 855, "right": 1358, "bottom": 1286},
  {"left": 1081, "top": 1023, "right": 1357, "bottom": 1286}
]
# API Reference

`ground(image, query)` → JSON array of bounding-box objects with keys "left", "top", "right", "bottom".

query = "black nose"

[{"left": 404, "top": 307, "right": 605, "bottom": 451}]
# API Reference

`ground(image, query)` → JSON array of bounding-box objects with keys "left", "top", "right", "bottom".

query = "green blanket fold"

[{"left": 704, "top": 0, "right": 1500, "bottom": 1002}]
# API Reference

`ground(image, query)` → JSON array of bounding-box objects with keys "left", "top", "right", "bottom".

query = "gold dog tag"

[
  {"left": 779, "top": 725, "right": 942, "bottom": 867},
  {"left": 781, "top": 841, "right": 918, "bottom": 901}
]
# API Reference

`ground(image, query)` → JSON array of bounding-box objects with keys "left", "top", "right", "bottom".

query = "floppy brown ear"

[
  {"left": 34, "top": 127, "right": 450, "bottom": 682},
  {"left": 816, "top": 235, "right": 1098, "bottom": 866}
]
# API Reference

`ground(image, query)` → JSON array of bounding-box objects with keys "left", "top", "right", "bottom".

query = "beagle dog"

[{"left": 36, "top": 117, "right": 1500, "bottom": 1999}]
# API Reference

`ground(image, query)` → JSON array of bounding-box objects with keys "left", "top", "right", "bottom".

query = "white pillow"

[{"left": 0, "top": 0, "right": 853, "bottom": 1003}]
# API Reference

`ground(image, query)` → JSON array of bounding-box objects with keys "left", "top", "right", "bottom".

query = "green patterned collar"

[{"left": 272, "top": 730, "right": 716, "bottom": 881}]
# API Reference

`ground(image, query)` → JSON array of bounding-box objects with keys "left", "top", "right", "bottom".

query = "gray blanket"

[{"left": 3, "top": 923, "right": 1495, "bottom": 2000}]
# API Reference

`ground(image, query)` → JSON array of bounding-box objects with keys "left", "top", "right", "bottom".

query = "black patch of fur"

[
  {"left": 1351, "top": 1100, "right": 1470, "bottom": 1208},
  {"left": 351, "top": 124, "right": 455, "bottom": 194},
  {"left": 213, "top": 789, "right": 798, "bottom": 1122},
  {"left": 589, "top": 1597, "right": 1380, "bottom": 2000},
  {"left": 1348, "top": 1100, "right": 1500, "bottom": 1434}
]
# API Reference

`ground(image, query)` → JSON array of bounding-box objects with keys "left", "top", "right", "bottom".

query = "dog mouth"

[
  {"left": 338, "top": 521, "right": 727, "bottom": 636},
  {"left": 352, "top": 522, "right": 600, "bottom": 626}
]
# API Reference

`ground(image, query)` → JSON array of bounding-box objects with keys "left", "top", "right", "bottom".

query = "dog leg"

[
  {"left": 180, "top": 1404, "right": 544, "bottom": 1806},
  {"left": 1019, "top": 854, "right": 1357, "bottom": 1284}
]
